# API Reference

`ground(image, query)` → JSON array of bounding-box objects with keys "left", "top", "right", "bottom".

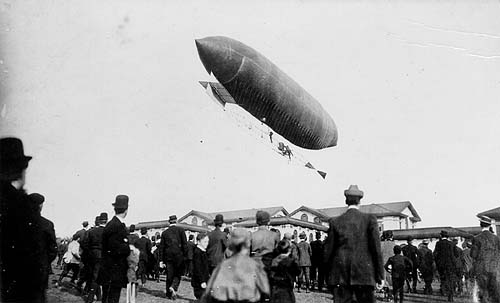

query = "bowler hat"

[
  {"left": 0, "top": 137, "right": 32, "bottom": 176},
  {"left": 169, "top": 215, "right": 177, "bottom": 223},
  {"left": 99, "top": 212, "right": 108, "bottom": 223},
  {"left": 214, "top": 214, "right": 224, "bottom": 225},
  {"left": 140, "top": 227, "right": 148, "bottom": 235},
  {"left": 299, "top": 232, "right": 306, "bottom": 239},
  {"left": 344, "top": 185, "right": 364, "bottom": 198},
  {"left": 94, "top": 216, "right": 100, "bottom": 225},
  {"left": 82, "top": 221, "right": 89, "bottom": 227},
  {"left": 29, "top": 193, "right": 45, "bottom": 205},
  {"left": 440, "top": 230, "right": 449, "bottom": 238},
  {"left": 112, "top": 195, "right": 129, "bottom": 209},
  {"left": 256, "top": 210, "right": 270, "bottom": 225},
  {"left": 478, "top": 215, "right": 492, "bottom": 225}
]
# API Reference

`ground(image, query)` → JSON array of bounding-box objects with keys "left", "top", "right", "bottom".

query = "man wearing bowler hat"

[
  {"left": 135, "top": 227, "right": 153, "bottom": 286},
  {"left": 433, "top": 230, "right": 458, "bottom": 302},
  {"left": 0, "top": 137, "right": 46, "bottom": 302},
  {"left": 471, "top": 215, "right": 500, "bottom": 303},
  {"left": 324, "top": 185, "right": 384, "bottom": 303},
  {"left": 207, "top": 214, "right": 227, "bottom": 273},
  {"left": 98, "top": 195, "right": 131, "bottom": 303},
  {"left": 85, "top": 212, "right": 108, "bottom": 303},
  {"left": 160, "top": 215, "right": 188, "bottom": 300}
]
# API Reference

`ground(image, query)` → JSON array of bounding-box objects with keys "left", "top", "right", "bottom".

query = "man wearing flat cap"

[
  {"left": 433, "top": 230, "right": 458, "bottom": 302},
  {"left": 402, "top": 236, "right": 419, "bottom": 293},
  {"left": 159, "top": 214, "right": 188, "bottom": 299},
  {"left": 29, "top": 193, "right": 58, "bottom": 302},
  {"left": 471, "top": 215, "right": 500, "bottom": 302},
  {"left": 85, "top": 212, "right": 108, "bottom": 303},
  {"left": 251, "top": 210, "right": 280, "bottom": 276},
  {"left": 324, "top": 185, "right": 384, "bottom": 303},
  {"left": 417, "top": 239, "right": 435, "bottom": 295},
  {"left": 207, "top": 214, "right": 227, "bottom": 273},
  {"left": 98, "top": 195, "right": 131, "bottom": 303},
  {"left": 0, "top": 137, "right": 46, "bottom": 302}
]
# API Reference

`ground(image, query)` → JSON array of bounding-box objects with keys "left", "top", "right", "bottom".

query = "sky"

[{"left": 1, "top": 0, "right": 500, "bottom": 237}]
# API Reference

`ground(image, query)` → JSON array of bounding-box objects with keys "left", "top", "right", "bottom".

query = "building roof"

[
  {"left": 234, "top": 216, "right": 328, "bottom": 232},
  {"left": 390, "top": 226, "right": 474, "bottom": 240},
  {"left": 178, "top": 206, "right": 289, "bottom": 225},
  {"left": 317, "top": 201, "right": 421, "bottom": 222},
  {"left": 288, "top": 206, "right": 330, "bottom": 221},
  {"left": 478, "top": 207, "right": 500, "bottom": 221},
  {"left": 134, "top": 220, "right": 210, "bottom": 233}
]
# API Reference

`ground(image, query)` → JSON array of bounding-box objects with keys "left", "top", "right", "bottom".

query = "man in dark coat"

[
  {"left": 135, "top": 227, "right": 152, "bottom": 285},
  {"left": 74, "top": 221, "right": 90, "bottom": 242},
  {"left": 0, "top": 137, "right": 45, "bottom": 302},
  {"left": 471, "top": 215, "right": 500, "bottom": 303},
  {"left": 433, "top": 230, "right": 458, "bottom": 302},
  {"left": 85, "top": 212, "right": 107, "bottom": 303},
  {"left": 417, "top": 239, "right": 435, "bottom": 294},
  {"left": 310, "top": 231, "right": 325, "bottom": 291},
  {"left": 324, "top": 185, "right": 384, "bottom": 303},
  {"left": 402, "top": 237, "right": 419, "bottom": 293},
  {"left": 207, "top": 214, "right": 227, "bottom": 273},
  {"left": 127, "top": 224, "right": 140, "bottom": 245},
  {"left": 186, "top": 234, "right": 196, "bottom": 277},
  {"left": 29, "top": 193, "right": 58, "bottom": 303},
  {"left": 160, "top": 215, "right": 188, "bottom": 299},
  {"left": 97, "top": 195, "right": 131, "bottom": 303}
]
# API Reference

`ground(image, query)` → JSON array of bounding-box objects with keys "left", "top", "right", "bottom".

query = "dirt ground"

[{"left": 47, "top": 267, "right": 474, "bottom": 303}]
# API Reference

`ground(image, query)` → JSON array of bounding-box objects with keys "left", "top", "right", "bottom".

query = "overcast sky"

[{"left": 1, "top": 0, "right": 500, "bottom": 237}]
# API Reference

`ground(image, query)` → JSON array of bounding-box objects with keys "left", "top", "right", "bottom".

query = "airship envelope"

[{"left": 195, "top": 36, "right": 338, "bottom": 150}]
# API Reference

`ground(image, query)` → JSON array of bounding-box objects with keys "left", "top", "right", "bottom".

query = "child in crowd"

[
  {"left": 192, "top": 233, "right": 210, "bottom": 300},
  {"left": 270, "top": 240, "right": 300, "bottom": 303},
  {"left": 384, "top": 245, "right": 413, "bottom": 303},
  {"left": 56, "top": 234, "right": 81, "bottom": 287},
  {"left": 126, "top": 243, "right": 140, "bottom": 303}
]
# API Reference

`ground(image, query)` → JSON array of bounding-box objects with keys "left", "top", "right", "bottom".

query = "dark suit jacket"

[
  {"left": 310, "top": 239, "right": 324, "bottom": 266},
  {"left": 87, "top": 225, "right": 105, "bottom": 260},
  {"left": 471, "top": 230, "right": 500, "bottom": 276},
  {"left": 384, "top": 255, "right": 412, "bottom": 280},
  {"left": 160, "top": 224, "right": 187, "bottom": 263},
  {"left": 324, "top": 208, "right": 384, "bottom": 287},
  {"left": 97, "top": 216, "right": 130, "bottom": 287},
  {"left": 207, "top": 227, "right": 227, "bottom": 267},
  {"left": 40, "top": 216, "right": 57, "bottom": 288},
  {"left": 192, "top": 246, "right": 210, "bottom": 287},
  {"left": 433, "top": 238, "right": 458, "bottom": 274},
  {"left": 0, "top": 181, "right": 45, "bottom": 301},
  {"left": 402, "top": 243, "right": 419, "bottom": 269},
  {"left": 135, "top": 236, "right": 152, "bottom": 263}
]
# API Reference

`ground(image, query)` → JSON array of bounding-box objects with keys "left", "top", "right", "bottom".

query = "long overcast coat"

[{"left": 323, "top": 208, "right": 384, "bottom": 287}]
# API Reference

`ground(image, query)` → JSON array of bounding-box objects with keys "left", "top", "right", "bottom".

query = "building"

[
  {"left": 289, "top": 201, "right": 422, "bottom": 233},
  {"left": 177, "top": 206, "right": 289, "bottom": 228},
  {"left": 134, "top": 201, "right": 422, "bottom": 243}
]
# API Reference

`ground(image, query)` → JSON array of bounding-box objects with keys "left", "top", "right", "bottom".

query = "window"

[
  {"left": 201, "top": 220, "right": 207, "bottom": 227},
  {"left": 313, "top": 216, "right": 321, "bottom": 224},
  {"left": 309, "top": 233, "right": 313, "bottom": 242},
  {"left": 300, "top": 214, "right": 309, "bottom": 222},
  {"left": 191, "top": 217, "right": 198, "bottom": 225}
]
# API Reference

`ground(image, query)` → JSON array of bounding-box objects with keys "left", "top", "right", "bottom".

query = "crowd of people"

[{"left": 1, "top": 137, "right": 500, "bottom": 303}]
